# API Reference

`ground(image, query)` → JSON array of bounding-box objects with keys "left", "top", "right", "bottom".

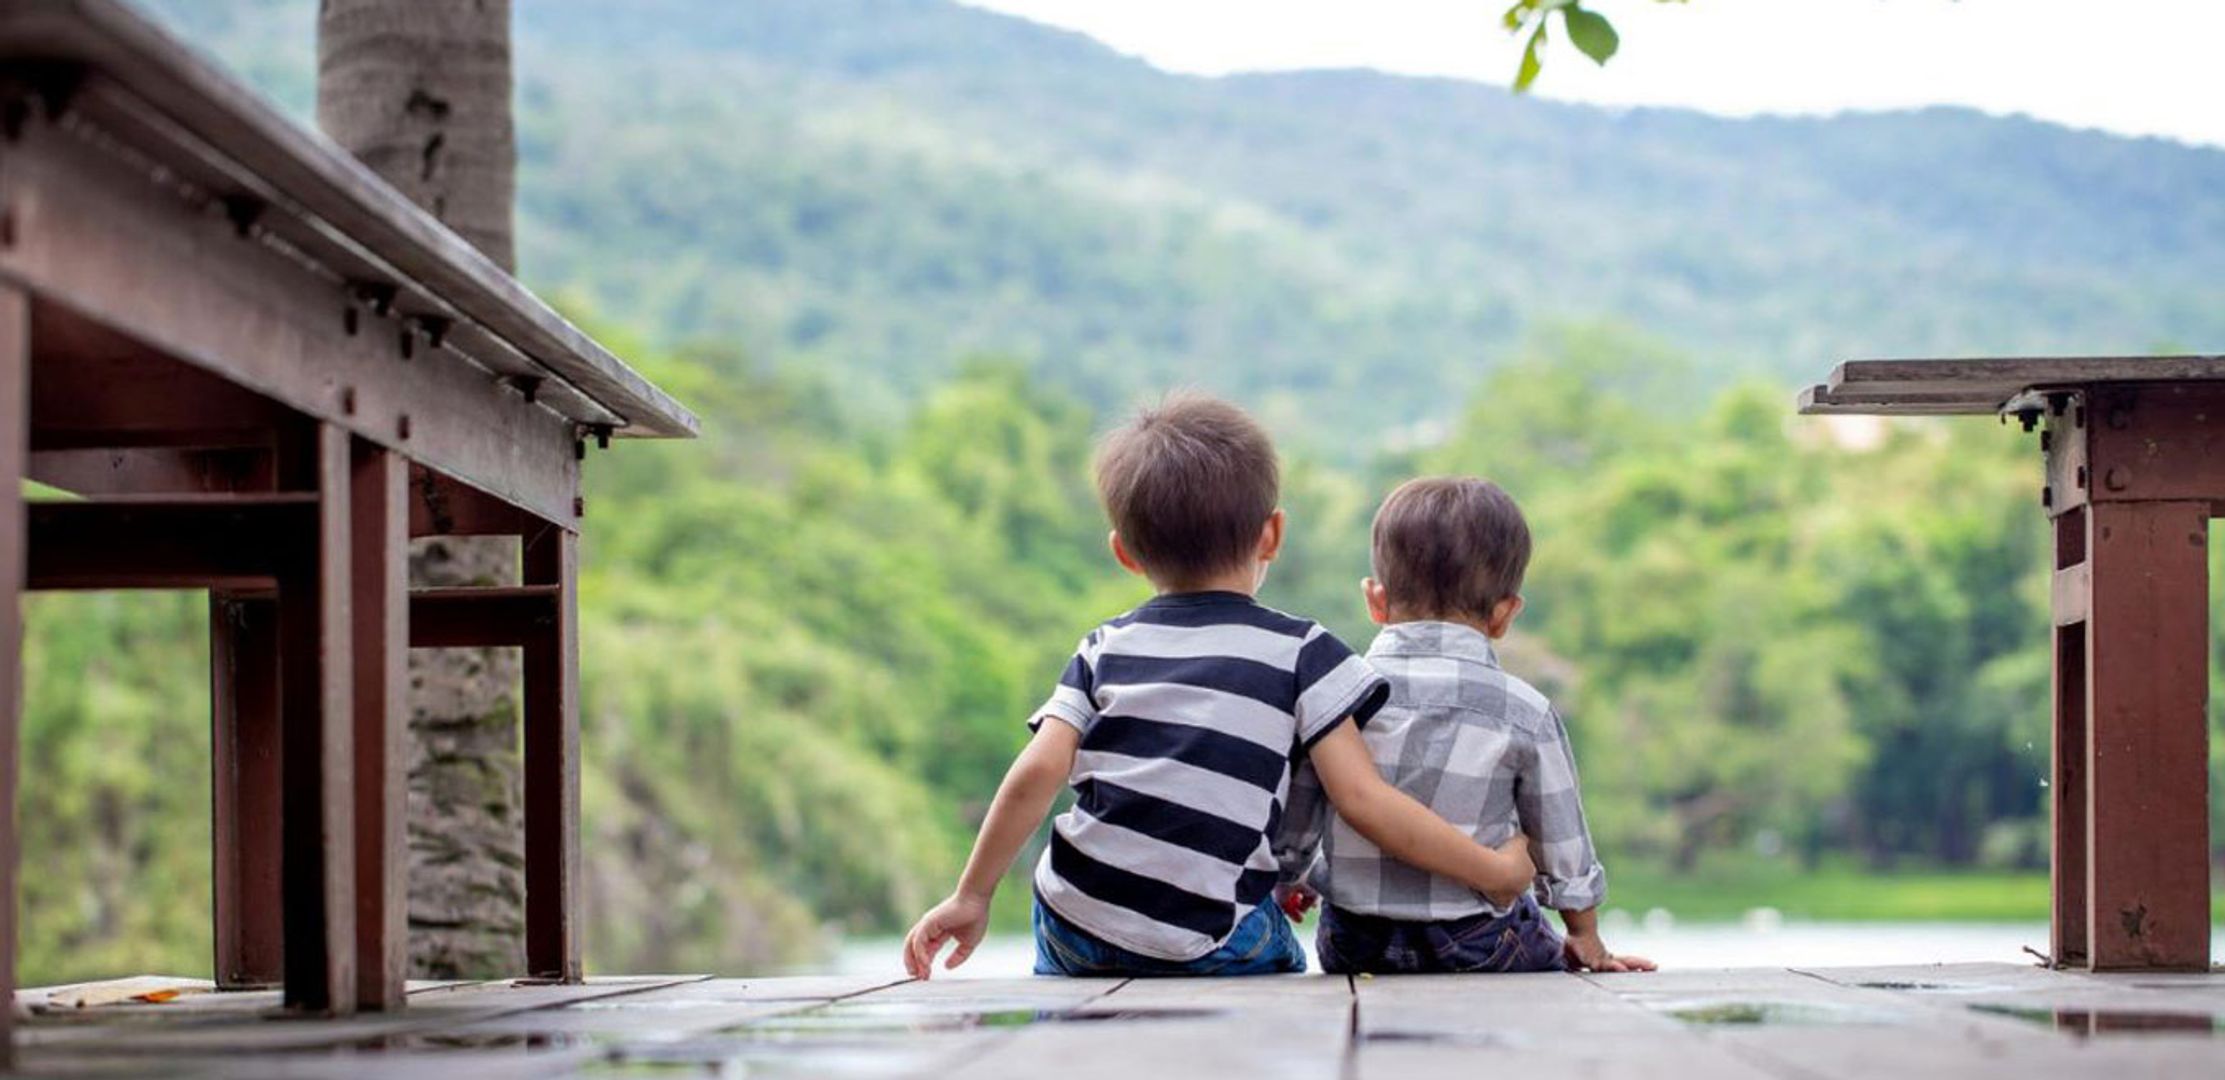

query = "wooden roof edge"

[
  {"left": 0, "top": 0, "right": 699, "bottom": 439},
  {"left": 1796, "top": 384, "right": 2002, "bottom": 417},
  {"left": 1830, "top": 354, "right": 2225, "bottom": 390}
]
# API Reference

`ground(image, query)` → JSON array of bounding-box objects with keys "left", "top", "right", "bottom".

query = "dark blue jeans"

[
  {"left": 1033, "top": 894, "right": 1306, "bottom": 977},
  {"left": 1317, "top": 893, "right": 1567, "bottom": 975}
]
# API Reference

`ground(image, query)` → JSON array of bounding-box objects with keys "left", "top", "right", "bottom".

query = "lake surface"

[{"left": 827, "top": 917, "right": 2225, "bottom": 979}]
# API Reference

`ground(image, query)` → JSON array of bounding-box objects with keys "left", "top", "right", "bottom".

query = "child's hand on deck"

[
  {"left": 1275, "top": 883, "right": 1319, "bottom": 923},
  {"left": 902, "top": 892, "right": 990, "bottom": 979},
  {"left": 1563, "top": 931, "right": 1656, "bottom": 973}
]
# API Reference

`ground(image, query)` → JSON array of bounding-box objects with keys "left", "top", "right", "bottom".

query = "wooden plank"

[
  {"left": 944, "top": 975, "right": 1344, "bottom": 1080},
  {"left": 1351, "top": 971, "right": 1779, "bottom": 1080},
  {"left": 1797, "top": 384, "right": 2002, "bottom": 416},
  {"left": 22, "top": 976, "right": 707, "bottom": 1054},
  {"left": 1832, "top": 355, "right": 2225, "bottom": 394},
  {"left": 0, "top": 279, "right": 29, "bottom": 1072},
  {"left": 23, "top": 495, "right": 311, "bottom": 591},
  {"left": 211, "top": 593, "right": 284, "bottom": 989},
  {"left": 408, "top": 585, "right": 558, "bottom": 649},
  {"left": 0, "top": 1, "right": 698, "bottom": 438},
  {"left": 521, "top": 529, "right": 580, "bottom": 982},
  {"left": 2081, "top": 500, "right": 2211, "bottom": 970},
  {"left": 0, "top": 122, "right": 583, "bottom": 527},
  {"left": 28, "top": 446, "right": 274, "bottom": 495},
  {"left": 278, "top": 423, "right": 355, "bottom": 1014},
  {"left": 350, "top": 439, "right": 407, "bottom": 1011}
]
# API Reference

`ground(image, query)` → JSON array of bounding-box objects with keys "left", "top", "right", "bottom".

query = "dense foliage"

[{"left": 16, "top": 0, "right": 2218, "bottom": 982}]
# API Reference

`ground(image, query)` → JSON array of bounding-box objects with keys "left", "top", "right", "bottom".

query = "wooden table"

[
  {"left": 1804, "top": 356, "right": 2222, "bottom": 972},
  {"left": 0, "top": 0, "right": 697, "bottom": 1056}
]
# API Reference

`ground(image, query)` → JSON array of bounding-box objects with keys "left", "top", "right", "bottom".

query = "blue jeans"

[
  {"left": 1033, "top": 894, "right": 1306, "bottom": 977},
  {"left": 1317, "top": 893, "right": 1567, "bottom": 975}
]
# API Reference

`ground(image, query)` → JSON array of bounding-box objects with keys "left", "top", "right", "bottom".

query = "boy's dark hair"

[
  {"left": 1371, "top": 476, "right": 1532, "bottom": 620},
  {"left": 1095, "top": 392, "right": 1279, "bottom": 587}
]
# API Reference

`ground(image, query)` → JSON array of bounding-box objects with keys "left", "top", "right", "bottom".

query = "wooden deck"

[{"left": 12, "top": 963, "right": 2223, "bottom": 1077}]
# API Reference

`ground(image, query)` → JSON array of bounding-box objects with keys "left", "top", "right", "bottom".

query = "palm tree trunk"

[{"left": 316, "top": 0, "right": 524, "bottom": 979}]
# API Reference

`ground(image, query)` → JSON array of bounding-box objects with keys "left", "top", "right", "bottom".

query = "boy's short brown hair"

[
  {"left": 1371, "top": 476, "right": 1531, "bottom": 620},
  {"left": 1095, "top": 392, "right": 1279, "bottom": 587}
]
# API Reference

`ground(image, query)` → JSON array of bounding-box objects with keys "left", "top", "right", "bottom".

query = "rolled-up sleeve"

[
  {"left": 1516, "top": 709, "right": 1607, "bottom": 911},
  {"left": 1031, "top": 635, "right": 1100, "bottom": 735}
]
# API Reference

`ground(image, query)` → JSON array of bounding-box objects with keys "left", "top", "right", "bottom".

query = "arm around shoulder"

[{"left": 1307, "top": 720, "right": 1535, "bottom": 904}]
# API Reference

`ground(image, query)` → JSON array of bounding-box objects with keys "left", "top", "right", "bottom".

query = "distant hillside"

[{"left": 144, "top": 0, "right": 2225, "bottom": 444}]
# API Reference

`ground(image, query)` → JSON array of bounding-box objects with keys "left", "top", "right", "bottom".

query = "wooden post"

[
  {"left": 2080, "top": 498, "right": 2211, "bottom": 970},
  {"left": 0, "top": 284, "right": 30, "bottom": 1069},
  {"left": 350, "top": 439, "right": 407, "bottom": 1010},
  {"left": 521, "top": 527, "right": 580, "bottom": 982},
  {"left": 211, "top": 594, "right": 285, "bottom": 988},
  {"left": 279, "top": 424, "right": 356, "bottom": 1013}
]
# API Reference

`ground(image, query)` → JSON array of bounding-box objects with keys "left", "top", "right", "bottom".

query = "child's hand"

[
  {"left": 1563, "top": 931, "right": 1656, "bottom": 973},
  {"left": 1481, "top": 832, "right": 1538, "bottom": 907},
  {"left": 902, "top": 892, "right": 991, "bottom": 980},
  {"left": 1275, "top": 883, "right": 1319, "bottom": 923}
]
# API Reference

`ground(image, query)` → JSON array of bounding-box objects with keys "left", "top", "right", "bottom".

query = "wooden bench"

[
  {"left": 1804, "top": 355, "right": 2222, "bottom": 972},
  {"left": 0, "top": 0, "right": 698, "bottom": 1059}
]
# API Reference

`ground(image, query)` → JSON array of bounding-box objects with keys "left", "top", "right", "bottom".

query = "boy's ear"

[
  {"left": 1487, "top": 594, "right": 1525, "bottom": 638},
  {"left": 1108, "top": 531, "right": 1147, "bottom": 578},
  {"left": 1256, "top": 509, "right": 1285, "bottom": 564},
  {"left": 1362, "top": 577, "right": 1391, "bottom": 625}
]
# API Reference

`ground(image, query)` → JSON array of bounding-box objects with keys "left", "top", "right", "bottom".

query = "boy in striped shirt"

[{"left": 903, "top": 394, "right": 1536, "bottom": 977}]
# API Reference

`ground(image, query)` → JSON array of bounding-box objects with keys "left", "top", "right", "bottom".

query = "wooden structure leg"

[
  {"left": 278, "top": 425, "right": 356, "bottom": 1013},
  {"left": 522, "top": 528, "right": 581, "bottom": 982},
  {"left": 0, "top": 284, "right": 28, "bottom": 1068},
  {"left": 350, "top": 441, "right": 407, "bottom": 1010},
  {"left": 211, "top": 594, "right": 284, "bottom": 988},
  {"left": 2079, "top": 500, "right": 2211, "bottom": 970}
]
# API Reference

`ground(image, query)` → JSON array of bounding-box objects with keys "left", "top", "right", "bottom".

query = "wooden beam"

[
  {"left": 407, "top": 585, "right": 558, "bottom": 649},
  {"left": 210, "top": 593, "right": 283, "bottom": 989},
  {"left": 408, "top": 464, "right": 547, "bottom": 539},
  {"left": 1, "top": 121, "right": 583, "bottom": 527},
  {"left": 29, "top": 446, "right": 276, "bottom": 496},
  {"left": 521, "top": 528, "right": 581, "bottom": 982},
  {"left": 278, "top": 424, "right": 355, "bottom": 1013},
  {"left": 2080, "top": 500, "right": 2211, "bottom": 970},
  {"left": 23, "top": 495, "right": 313, "bottom": 591},
  {"left": 0, "top": 281, "right": 30, "bottom": 1070},
  {"left": 349, "top": 439, "right": 406, "bottom": 1011}
]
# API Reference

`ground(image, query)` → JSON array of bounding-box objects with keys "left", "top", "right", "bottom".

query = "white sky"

[{"left": 958, "top": 0, "right": 2225, "bottom": 149}]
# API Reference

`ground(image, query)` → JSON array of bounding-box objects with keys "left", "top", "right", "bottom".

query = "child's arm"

[
  {"left": 902, "top": 719, "right": 1080, "bottom": 979},
  {"left": 1308, "top": 721, "right": 1535, "bottom": 904}
]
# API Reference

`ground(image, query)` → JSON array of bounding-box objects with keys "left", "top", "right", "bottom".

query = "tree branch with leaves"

[{"left": 1502, "top": 0, "right": 1687, "bottom": 91}]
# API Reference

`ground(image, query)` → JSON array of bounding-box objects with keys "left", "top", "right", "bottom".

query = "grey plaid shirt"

[{"left": 1274, "top": 620, "right": 1606, "bottom": 920}]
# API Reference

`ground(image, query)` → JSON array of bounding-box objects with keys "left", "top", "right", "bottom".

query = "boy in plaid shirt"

[{"left": 1274, "top": 477, "right": 1654, "bottom": 974}]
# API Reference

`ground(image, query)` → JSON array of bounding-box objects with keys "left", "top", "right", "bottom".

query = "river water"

[{"left": 828, "top": 917, "right": 2225, "bottom": 979}]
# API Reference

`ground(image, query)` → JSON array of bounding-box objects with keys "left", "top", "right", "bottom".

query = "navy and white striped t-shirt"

[{"left": 1030, "top": 591, "right": 1390, "bottom": 961}]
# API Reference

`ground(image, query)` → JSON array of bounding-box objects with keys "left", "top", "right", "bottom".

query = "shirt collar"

[
  {"left": 1366, "top": 620, "right": 1501, "bottom": 668},
  {"left": 1141, "top": 590, "right": 1257, "bottom": 608}
]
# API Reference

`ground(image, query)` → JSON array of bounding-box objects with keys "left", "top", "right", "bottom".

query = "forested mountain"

[{"left": 147, "top": 0, "right": 2223, "bottom": 446}]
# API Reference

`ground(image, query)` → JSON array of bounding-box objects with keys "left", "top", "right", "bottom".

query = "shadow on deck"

[{"left": 13, "top": 962, "right": 2225, "bottom": 1077}]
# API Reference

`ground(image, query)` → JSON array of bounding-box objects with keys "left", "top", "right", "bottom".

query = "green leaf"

[
  {"left": 1563, "top": 5, "right": 1621, "bottom": 65},
  {"left": 1514, "top": 24, "right": 1547, "bottom": 92},
  {"left": 1502, "top": 2, "right": 1530, "bottom": 32}
]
